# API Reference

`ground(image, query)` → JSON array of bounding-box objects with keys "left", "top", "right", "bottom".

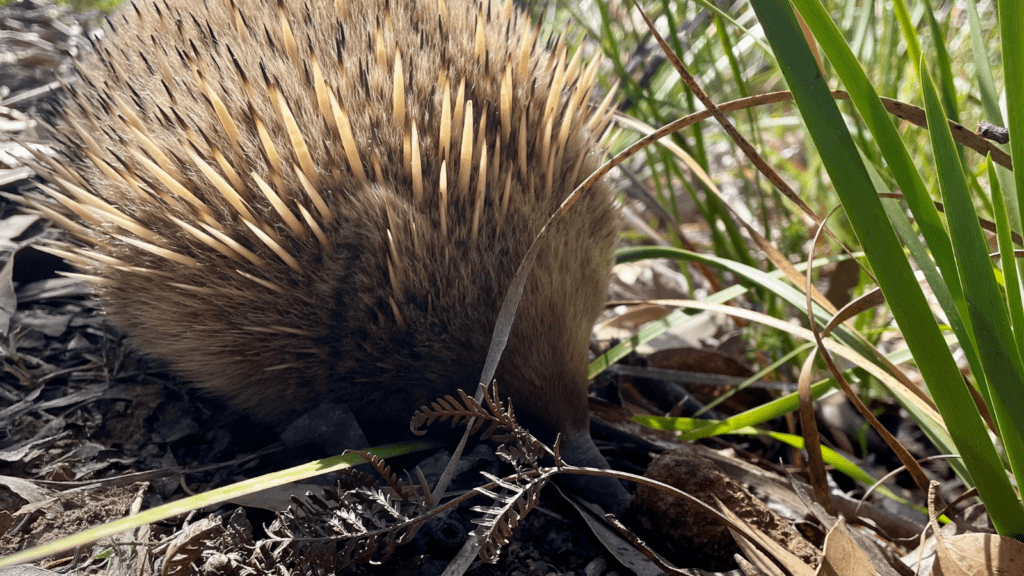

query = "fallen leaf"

[{"left": 817, "top": 519, "right": 879, "bottom": 576}]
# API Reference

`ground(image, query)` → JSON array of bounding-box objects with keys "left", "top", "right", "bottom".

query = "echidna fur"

[{"left": 22, "top": 0, "right": 628, "bottom": 512}]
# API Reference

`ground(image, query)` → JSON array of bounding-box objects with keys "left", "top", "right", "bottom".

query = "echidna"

[{"left": 22, "top": 0, "right": 627, "bottom": 510}]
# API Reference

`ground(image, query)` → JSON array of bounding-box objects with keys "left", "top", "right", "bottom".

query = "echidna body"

[{"left": 28, "top": 0, "right": 625, "bottom": 508}]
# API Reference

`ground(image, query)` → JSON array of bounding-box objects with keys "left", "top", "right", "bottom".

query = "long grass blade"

[
  {"left": 922, "top": 66, "right": 1024, "bottom": 497},
  {"left": 752, "top": 0, "right": 1024, "bottom": 536}
]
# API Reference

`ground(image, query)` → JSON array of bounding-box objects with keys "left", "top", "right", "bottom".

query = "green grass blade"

[
  {"left": 642, "top": 297, "right": 960, "bottom": 477},
  {"left": 967, "top": 0, "right": 1003, "bottom": 124},
  {"left": 923, "top": 3, "right": 964, "bottom": 168},
  {"left": 637, "top": 417, "right": 916, "bottom": 506},
  {"left": 989, "top": 160, "right": 1024, "bottom": 346},
  {"left": 868, "top": 155, "right": 988, "bottom": 408},
  {"left": 635, "top": 382, "right": 835, "bottom": 441},
  {"left": 589, "top": 308, "right": 715, "bottom": 379},
  {"left": 617, "top": 245, "right": 906, "bottom": 379},
  {"left": 696, "top": 343, "right": 813, "bottom": 415},
  {"left": 892, "top": 0, "right": 922, "bottom": 78},
  {"left": 1001, "top": 0, "right": 1024, "bottom": 234},
  {"left": 922, "top": 66, "right": 1024, "bottom": 490},
  {"left": 752, "top": 0, "right": 1024, "bottom": 536},
  {"left": 972, "top": 1, "right": 1021, "bottom": 235},
  {"left": 0, "top": 440, "right": 442, "bottom": 568},
  {"left": 614, "top": 245, "right": 958, "bottom": 460},
  {"left": 789, "top": 0, "right": 970, "bottom": 360},
  {"left": 923, "top": 5, "right": 959, "bottom": 123}
]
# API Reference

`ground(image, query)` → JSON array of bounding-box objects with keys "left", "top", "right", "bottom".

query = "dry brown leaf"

[
  {"left": 933, "top": 531, "right": 1024, "bottom": 575},
  {"left": 816, "top": 519, "right": 879, "bottom": 576},
  {"left": 927, "top": 480, "right": 1024, "bottom": 575}
]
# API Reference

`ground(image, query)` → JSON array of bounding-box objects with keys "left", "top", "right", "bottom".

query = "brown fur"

[{"left": 28, "top": 0, "right": 618, "bottom": 454}]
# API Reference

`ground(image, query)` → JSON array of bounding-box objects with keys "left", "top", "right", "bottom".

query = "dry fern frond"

[
  {"left": 160, "top": 513, "right": 228, "bottom": 576},
  {"left": 410, "top": 386, "right": 504, "bottom": 437},
  {"left": 346, "top": 450, "right": 423, "bottom": 502},
  {"left": 470, "top": 469, "right": 553, "bottom": 563},
  {"left": 154, "top": 508, "right": 264, "bottom": 575},
  {"left": 266, "top": 380, "right": 591, "bottom": 567},
  {"left": 412, "top": 380, "right": 556, "bottom": 563},
  {"left": 491, "top": 424, "right": 552, "bottom": 474},
  {"left": 268, "top": 474, "right": 430, "bottom": 570},
  {"left": 410, "top": 380, "right": 528, "bottom": 438}
]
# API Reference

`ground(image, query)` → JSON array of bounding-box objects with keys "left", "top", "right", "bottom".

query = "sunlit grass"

[{"left": 570, "top": 0, "right": 1024, "bottom": 537}]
